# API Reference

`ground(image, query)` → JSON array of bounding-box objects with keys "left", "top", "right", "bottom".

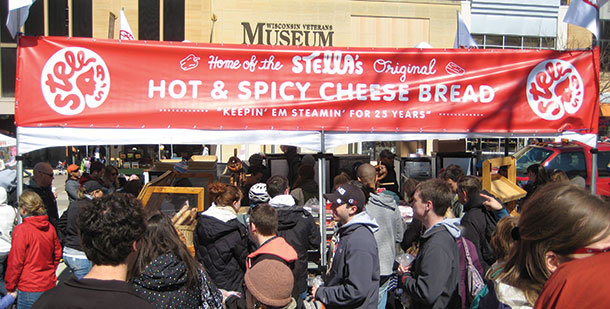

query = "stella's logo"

[
  {"left": 526, "top": 59, "right": 583, "bottom": 121},
  {"left": 41, "top": 47, "right": 110, "bottom": 115}
]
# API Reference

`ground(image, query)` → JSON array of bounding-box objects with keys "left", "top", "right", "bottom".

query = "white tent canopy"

[{"left": 16, "top": 127, "right": 597, "bottom": 155}]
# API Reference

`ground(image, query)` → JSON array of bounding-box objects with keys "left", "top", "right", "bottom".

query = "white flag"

[
  {"left": 6, "top": 0, "right": 35, "bottom": 39},
  {"left": 453, "top": 13, "right": 478, "bottom": 49},
  {"left": 564, "top": 0, "right": 609, "bottom": 39},
  {"left": 119, "top": 8, "right": 135, "bottom": 40}
]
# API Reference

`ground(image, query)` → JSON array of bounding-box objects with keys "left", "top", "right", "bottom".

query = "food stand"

[{"left": 13, "top": 36, "right": 601, "bottom": 267}]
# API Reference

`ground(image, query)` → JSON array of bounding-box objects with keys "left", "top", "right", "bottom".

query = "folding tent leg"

[
  {"left": 318, "top": 130, "right": 327, "bottom": 269},
  {"left": 16, "top": 129, "right": 23, "bottom": 197},
  {"left": 591, "top": 143, "right": 598, "bottom": 195}
]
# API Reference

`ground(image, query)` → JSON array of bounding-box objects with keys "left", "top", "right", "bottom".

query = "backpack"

[{"left": 457, "top": 237, "right": 485, "bottom": 309}]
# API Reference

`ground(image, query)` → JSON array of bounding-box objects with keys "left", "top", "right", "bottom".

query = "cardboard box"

[
  {"left": 433, "top": 139, "right": 466, "bottom": 153},
  {"left": 396, "top": 141, "right": 426, "bottom": 157}
]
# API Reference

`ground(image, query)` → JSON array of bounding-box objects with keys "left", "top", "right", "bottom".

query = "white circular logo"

[
  {"left": 526, "top": 59, "right": 584, "bottom": 121},
  {"left": 41, "top": 47, "right": 110, "bottom": 115}
]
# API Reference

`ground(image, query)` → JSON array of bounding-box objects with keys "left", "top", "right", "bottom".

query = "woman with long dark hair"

[{"left": 130, "top": 213, "right": 222, "bottom": 308}]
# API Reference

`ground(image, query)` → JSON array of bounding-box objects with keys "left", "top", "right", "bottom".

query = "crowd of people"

[{"left": 0, "top": 151, "right": 606, "bottom": 309}]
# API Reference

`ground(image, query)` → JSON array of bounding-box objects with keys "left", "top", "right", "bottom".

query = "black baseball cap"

[{"left": 324, "top": 183, "right": 366, "bottom": 211}]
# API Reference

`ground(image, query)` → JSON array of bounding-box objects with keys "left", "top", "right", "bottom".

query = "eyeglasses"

[{"left": 572, "top": 246, "right": 610, "bottom": 255}]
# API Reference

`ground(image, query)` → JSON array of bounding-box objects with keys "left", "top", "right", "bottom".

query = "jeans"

[
  {"left": 378, "top": 276, "right": 390, "bottom": 309},
  {"left": 17, "top": 290, "right": 43, "bottom": 309},
  {"left": 0, "top": 253, "right": 7, "bottom": 296},
  {"left": 63, "top": 249, "right": 92, "bottom": 279}
]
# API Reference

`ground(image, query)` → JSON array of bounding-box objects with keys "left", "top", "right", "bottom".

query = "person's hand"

[
  {"left": 397, "top": 264, "right": 411, "bottom": 275},
  {"left": 220, "top": 289, "right": 241, "bottom": 302},
  {"left": 7, "top": 291, "right": 16, "bottom": 298},
  {"left": 480, "top": 193, "right": 503, "bottom": 211},
  {"left": 311, "top": 285, "right": 319, "bottom": 299}
]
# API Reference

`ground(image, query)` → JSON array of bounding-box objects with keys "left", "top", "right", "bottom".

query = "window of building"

[
  {"left": 73, "top": 0, "right": 92, "bottom": 37},
  {"left": 164, "top": 0, "right": 185, "bottom": 42},
  {"left": 472, "top": 34, "right": 556, "bottom": 50},
  {"left": 139, "top": 0, "right": 185, "bottom": 41},
  {"left": 139, "top": 0, "right": 160, "bottom": 40}
]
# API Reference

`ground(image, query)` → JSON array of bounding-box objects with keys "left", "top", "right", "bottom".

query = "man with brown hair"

[
  {"left": 457, "top": 176, "right": 497, "bottom": 269},
  {"left": 399, "top": 179, "right": 461, "bottom": 308},
  {"left": 246, "top": 204, "right": 298, "bottom": 270},
  {"left": 266, "top": 175, "right": 319, "bottom": 299},
  {"left": 224, "top": 204, "right": 299, "bottom": 309},
  {"left": 439, "top": 164, "right": 465, "bottom": 217}
]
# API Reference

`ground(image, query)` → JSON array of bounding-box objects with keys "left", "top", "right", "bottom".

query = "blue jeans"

[
  {"left": 378, "top": 277, "right": 390, "bottom": 309},
  {"left": 17, "top": 290, "right": 43, "bottom": 309},
  {"left": 63, "top": 249, "right": 92, "bottom": 279},
  {"left": 0, "top": 253, "right": 8, "bottom": 296}
]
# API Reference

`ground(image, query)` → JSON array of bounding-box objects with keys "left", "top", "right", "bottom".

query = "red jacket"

[
  {"left": 6, "top": 215, "right": 62, "bottom": 292},
  {"left": 535, "top": 252, "right": 610, "bottom": 308},
  {"left": 246, "top": 236, "right": 298, "bottom": 270}
]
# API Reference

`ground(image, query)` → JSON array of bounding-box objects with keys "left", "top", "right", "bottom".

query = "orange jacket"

[{"left": 246, "top": 236, "right": 298, "bottom": 270}]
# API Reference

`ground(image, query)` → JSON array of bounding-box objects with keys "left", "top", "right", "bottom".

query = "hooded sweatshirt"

[
  {"left": 132, "top": 252, "right": 223, "bottom": 309},
  {"left": 5, "top": 215, "right": 62, "bottom": 292},
  {"left": 316, "top": 212, "right": 380, "bottom": 309},
  {"left": 269, "top": 195, "right": 320, "bottom": 296},
  {"left": 194, "top": 205, "right": 249, "bottom": 292},
  {"left": 0, "top": 187, "right": 17, "bottom": 254},
  {"left": 401, "top": 218, "right": 461, "bottom": 309},
  {"left": 365, "top": 192, "right": 404, "bottom": 276}
]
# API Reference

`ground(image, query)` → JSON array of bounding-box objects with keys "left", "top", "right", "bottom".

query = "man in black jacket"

[
  {"left": 457, "top": 176, "right": 497, "bottom": 269},
  {"left": 399, "top": 179, "right": 461, "bottom": 308},
  {"left": 267, "top": 175, "right": 320, "bottom": 300},
  {"left": 26, "top": 162, "right": 58, "bottom": 223},
  {"left": 314, "top": 183, "right": 380, "bottom": 308}
]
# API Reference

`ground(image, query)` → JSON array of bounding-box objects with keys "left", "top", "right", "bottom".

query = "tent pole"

[
  {"left": 318, "top": 130, "right": 327, "bottom": 269},
  {"left": 591, "top": 140, "right": 598, "bottom": 195},
  {"left": 16, "top": 128, "right": 23, "bottom": 197}
]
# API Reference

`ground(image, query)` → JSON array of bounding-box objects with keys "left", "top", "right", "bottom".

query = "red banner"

[{"left": 15, "top": 36, "right": 599, "bottom": 135}]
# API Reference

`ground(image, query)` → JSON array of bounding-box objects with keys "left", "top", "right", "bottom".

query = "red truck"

[{"left": 514, "top": 141, "right": 610, "bottom": 196}]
